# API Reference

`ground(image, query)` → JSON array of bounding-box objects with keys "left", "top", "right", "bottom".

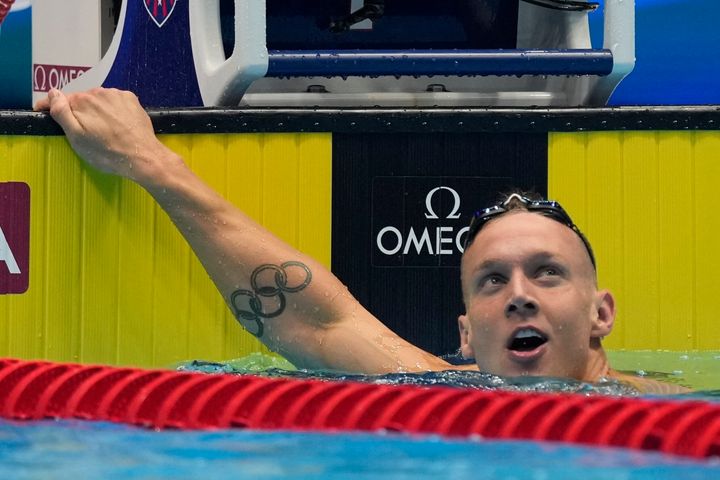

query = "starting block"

[{"left": 32, "top": 0, "right": 634, "bottom": 107}]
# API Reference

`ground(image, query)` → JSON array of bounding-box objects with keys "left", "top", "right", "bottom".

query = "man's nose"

[{"left": 504, "top": 276, "right": 538, "bottom": 317}]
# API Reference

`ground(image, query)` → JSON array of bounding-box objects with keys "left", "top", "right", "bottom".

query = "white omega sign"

[{"left": 376, "top": 186, "right": 470, "bottom": 256}]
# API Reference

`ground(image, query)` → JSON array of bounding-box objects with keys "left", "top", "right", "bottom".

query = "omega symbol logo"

[{"left": 424, "top": 186, "right": 462, "bottom": 220}]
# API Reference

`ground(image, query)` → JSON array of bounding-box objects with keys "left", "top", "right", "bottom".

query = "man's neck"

[{"left": 583, "top": 346, "right": 611, "bottom": 382}]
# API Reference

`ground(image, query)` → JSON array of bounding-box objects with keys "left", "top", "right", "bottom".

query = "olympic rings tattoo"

[{"left": 230, "top": 261, "right": 312, "bottom": 338}]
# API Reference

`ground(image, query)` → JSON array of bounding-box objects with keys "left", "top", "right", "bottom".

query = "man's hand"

[{"left": 34, "top": 88, "right": 172, "bottom": 183}]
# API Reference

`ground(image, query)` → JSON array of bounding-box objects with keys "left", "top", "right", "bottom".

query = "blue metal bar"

[{"left": 266, "top": 49, "right": 613, "bottom": 77}]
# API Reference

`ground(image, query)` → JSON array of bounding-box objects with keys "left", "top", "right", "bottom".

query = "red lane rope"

[{"left": 0, "top": 358, "right": 718, "bottom": 459}]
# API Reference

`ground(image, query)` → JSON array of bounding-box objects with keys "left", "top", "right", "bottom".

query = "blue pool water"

[{"left": 0, "top": 420, "right": 718, "bottom": 480}]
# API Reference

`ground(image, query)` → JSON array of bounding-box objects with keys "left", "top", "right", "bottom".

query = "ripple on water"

[{"left": 177, "top": 357, "right": 640, "bottom": 397}]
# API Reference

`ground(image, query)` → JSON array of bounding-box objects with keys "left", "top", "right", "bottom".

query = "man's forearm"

[
  {"left": 36, "top": 88, "right": 444, "bottom": 374},
  {"left": 135, "top": 148, "right": 346, "bottom": 359}
]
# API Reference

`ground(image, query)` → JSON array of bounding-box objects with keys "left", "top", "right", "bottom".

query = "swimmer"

[{"left": 35, "top": 87, "right": 688, "bottom": 394}]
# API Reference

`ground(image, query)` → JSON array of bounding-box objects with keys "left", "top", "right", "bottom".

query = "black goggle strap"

[
  {"left": 464, "top": 206, "right": 506, "bottom": 249},
  {"left": 464, "top": 200, "right": 596, "bottom": 269}
]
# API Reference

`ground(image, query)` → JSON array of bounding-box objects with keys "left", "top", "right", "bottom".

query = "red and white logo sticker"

[
  {"left": 33, "top": 64, "right": 91, "bottom": 93},
  {"left": 0, "top": 182, "right": 30, "bottom": 294}
]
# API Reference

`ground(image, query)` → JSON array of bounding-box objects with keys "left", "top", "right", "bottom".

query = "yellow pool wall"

[
  {"left": 549, "top": 131, "right": 720, "bottom": 351},
  {"left": 0, "top": 133, "right": 332, "bottom": 367}
]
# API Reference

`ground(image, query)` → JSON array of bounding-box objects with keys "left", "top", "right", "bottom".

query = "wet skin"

[{"left": 458, "top": 211, "right": 616, "bottom": 381}]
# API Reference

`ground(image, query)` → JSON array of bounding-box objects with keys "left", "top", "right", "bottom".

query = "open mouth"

[{"left": 507, "top": 328, "right": 548, "bottom": 352}]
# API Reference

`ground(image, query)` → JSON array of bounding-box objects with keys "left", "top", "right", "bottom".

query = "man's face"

[{"left": 458, "top": 211, "right": 614, "bottom": 380}]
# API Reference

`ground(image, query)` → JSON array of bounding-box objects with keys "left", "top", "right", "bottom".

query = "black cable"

[{"left": 329, "top": 1, "right": 386, "bottom": 33}]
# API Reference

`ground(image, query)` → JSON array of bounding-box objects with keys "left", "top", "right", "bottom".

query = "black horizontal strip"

[{"left": 2, "top": 106, "right": 720, "bottom": 136}]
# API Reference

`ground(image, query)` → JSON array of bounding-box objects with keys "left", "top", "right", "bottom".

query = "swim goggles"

[{"left": 463, "top": 193, "right": 596, "bottom": 269}]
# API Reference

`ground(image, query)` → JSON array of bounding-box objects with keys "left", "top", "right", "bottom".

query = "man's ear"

[
  {"left": 591, "top": 290, "right": 616, "bottom": 338},
  {"left": 458, "top": 314, "right": 475, "bottom": 359}
]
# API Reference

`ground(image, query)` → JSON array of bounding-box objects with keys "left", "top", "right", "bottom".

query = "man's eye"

[
  {"left": 538, "top": 267, "right": 559, "bottom": 277},
  {"left": 481, "top": 275, "right": 504, "bottom": 287}
]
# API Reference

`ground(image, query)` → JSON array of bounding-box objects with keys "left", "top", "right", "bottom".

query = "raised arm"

[{"left": 36, "top": 88, "right": 450, "bottom": 374}]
